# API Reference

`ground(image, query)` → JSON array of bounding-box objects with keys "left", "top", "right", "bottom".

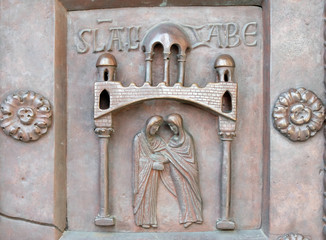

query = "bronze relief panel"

[{"left": 67, "top": 6, "right": 263, "bottom": 234}]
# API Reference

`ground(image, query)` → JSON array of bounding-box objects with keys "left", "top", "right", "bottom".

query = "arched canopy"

[{"left": 141, "top": 22, "right": 191, "bottom": 55}]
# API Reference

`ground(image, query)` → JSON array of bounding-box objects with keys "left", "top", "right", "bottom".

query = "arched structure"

[
  {"left": 94, "top": 82, "right": 237, "bottom": 121},
  {"left": 141, "top": 22, "right": 191, "bottom": 86}
]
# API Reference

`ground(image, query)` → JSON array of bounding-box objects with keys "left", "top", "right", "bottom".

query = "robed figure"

[
  {"left": 165, "top": 113, "right": 203, "bottom": 228},
  {"left": 132, "top": 115, "right": 170, "bottom": 228},
  {"left": 132, "top": 114, "right": 202, "bottom": 229}
]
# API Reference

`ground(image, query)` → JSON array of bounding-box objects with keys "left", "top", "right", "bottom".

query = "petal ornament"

[
  {"left": 272, "top": 88, "right": 324, "bottom": 142},
  {"left": 0, "top": 90, "right": 52, "bottom": 142}
]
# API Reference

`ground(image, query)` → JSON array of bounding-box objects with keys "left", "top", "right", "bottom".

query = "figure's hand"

[
  {"left": 151, "top": 153, "right": 166, "bottom": 163},
  {"left": 153, "top": 162, "right": 164, "bottom": 171}
]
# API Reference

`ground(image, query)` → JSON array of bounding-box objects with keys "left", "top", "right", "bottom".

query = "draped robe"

[
  {"left": 132, "top": 131, "right": 166, "bottom": 226},
  {"left": 166, "top": 131, "right": 203, "bottom": 224}
]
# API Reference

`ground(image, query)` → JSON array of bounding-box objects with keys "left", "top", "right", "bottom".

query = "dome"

[
  {"left": 214, "top": 54, "right": 235, "bottom": 68},
  {"left": 96, "top": 53, "right": 117, "bottom": 67},
  {"left": 141, "top": 22, "right": 191, "bottom": 54}
]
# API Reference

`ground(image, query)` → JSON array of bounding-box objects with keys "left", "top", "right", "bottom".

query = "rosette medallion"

[
  {"left": 277, "top": 233, "right": 310, "bottom": 240},
  {"left": 273, "top": 88, "right": 324, "bottom": 142},
  {"left": 0, "top": 91, "right": 52, "bottom": 142}
]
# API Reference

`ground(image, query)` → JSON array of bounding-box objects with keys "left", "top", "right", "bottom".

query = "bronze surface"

[{"left": 2, "top": 0, "right": 324, "bottom": 239}]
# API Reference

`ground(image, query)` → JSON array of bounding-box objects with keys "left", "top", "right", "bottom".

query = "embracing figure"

[
  {"left": 165, "top": 113, "right": 203, "bottom": 228},
  {"left": 132, "top": 114, "right": 202, "bottom": 229},
  {"left": 132, "top": 115, "right": 168, "bottom": 228}
]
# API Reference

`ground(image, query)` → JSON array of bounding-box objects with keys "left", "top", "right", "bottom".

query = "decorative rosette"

[
  {"left": 273, "top": 88, "right": 324, "bottom": 142},
  {"left": 0, "top": 91, "right": 52, "bottom": 142},
  {"left": 277, "top": 233, "right": 310, "bottom": 240}
]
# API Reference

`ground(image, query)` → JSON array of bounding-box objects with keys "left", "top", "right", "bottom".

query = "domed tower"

[
  {"left": 96, "top": 53, "right": 117, "bottom": 82},
  {"left": 141, "top": 22, "right": 191, "bottom": 86},
  {"left": 95, "top": 53, "right": 117, "bottom": 111},
  {"left": 215, "top": 54, "right": 235, "bottom": 114},
  {"left": 214, "top": 54, "right": 235, "bottom": 83}
]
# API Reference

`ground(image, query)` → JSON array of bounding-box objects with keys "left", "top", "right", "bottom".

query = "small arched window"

[
  {"left": 99, "top": 89, "right": 110, "bottom": 110},
  {"left": 104, "top": 69, "right": 109, "bottom": 81},
  {"left": 224, "top": 70, "right": 229, "bottom": 82},
  {"left": 222, "top": 91, "right": 232, "bottom": 113}
]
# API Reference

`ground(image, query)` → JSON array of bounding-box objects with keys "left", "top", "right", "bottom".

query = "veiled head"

[
  {"left": 145, "top": 115, "right": 163, "bottom": 137},
  {"left": 166, "top": 113, "right": 183, "bottom": 135}
]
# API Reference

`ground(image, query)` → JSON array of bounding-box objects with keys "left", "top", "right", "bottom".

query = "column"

[
  {"left": 94, "top": 127, "right": 115, "bottom": 226},
  {"left": 216, "top": 131, "right": 236, "bottom": 230},
  {"left": 145, "top": 52, "right": 153, "bottom": 85},
  {"left": 177, "top": 54, "right": 186, "bottom": 85},
  {"left": 163, "top": 52, "right": 170, "bottom": 85}
]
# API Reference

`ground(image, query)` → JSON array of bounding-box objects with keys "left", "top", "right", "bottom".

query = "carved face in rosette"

[
  {"left": 0, "top": 91, "right": 52, "bottom": 142},
  {"left": 277, "top": 233, "right": 310, "bottom": 240},
  {"left": 272, "top": 88, "right": 324, "bottom": 142}
]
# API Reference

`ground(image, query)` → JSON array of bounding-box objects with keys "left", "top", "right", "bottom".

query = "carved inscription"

[
  {"left": 132, "top": 114, "right": 203, "bottom": 228},
  {"left": 75, "top": 24, "right": 140, "bottom": 53},
  {"left": 182, "top": 22, "right": 258, "bottom": 49},
  {"left": 76, "top": 21, "right": 258, "bottom": 53}
]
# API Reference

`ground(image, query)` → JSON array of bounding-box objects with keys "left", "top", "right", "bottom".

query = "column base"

[
  {"left": 216, "top": 219, "right": 235, "bottom": 230},
  {"left": 94, "top": 215, "right": 115, "bottom": 226}
]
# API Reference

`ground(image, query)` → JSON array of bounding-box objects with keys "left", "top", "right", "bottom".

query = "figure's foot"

[
  {"left": 184, "top": 222, "right": 192, "bottom": 228},
  {"left": 142, "top": 224, "right": 150, "bottom": 229},
  {"left": 151, "top": 224, "right": 158, "bottom": 228},
  {"left": 195, "top": 220, "right": 203, "bottom": 224}
]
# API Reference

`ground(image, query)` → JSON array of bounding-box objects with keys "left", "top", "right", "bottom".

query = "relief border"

[{"left": 323, "top": 0, "right": 326, "bottom": 238}]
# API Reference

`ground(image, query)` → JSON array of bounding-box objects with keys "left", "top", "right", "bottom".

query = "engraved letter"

[
  {"left": 107, "top": 27, "right": 124, "bottom": 51},
  {"left": 182, "top": 24, "right": 210, "bottom": 49},
  {"left": 206, "top": 24, "right": 223, "bottom": 48},
  {"left": 224, "top": 23, "right": 240, "bottom": 48},
  {"left": 76, "top": 29, "right": 92, "bottom": 54},
  {"left": 241, "top": 22, "right": 258, "bottom": 47},
  {"left": 126, "top": 26, "right": 140, "bottom": 51},
  {"left": 93, "top": 29, "right": 105, "bottom": 53}
]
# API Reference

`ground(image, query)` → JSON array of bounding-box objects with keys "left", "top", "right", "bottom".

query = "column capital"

[
  {"left": 177, "top": 53, "right": 187, "bottom": 62},
  {"left": 144, "top": 52, "right": 154, "bottom": 61},
  {"left": 163, "top": 52, "right": 171, "bottom": 60},
  {"left": 95, "top": 127, "right": 114, "bottom": 138},
  {"left": 218, "top": 131, "right": 236, "bottom": 141}
]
